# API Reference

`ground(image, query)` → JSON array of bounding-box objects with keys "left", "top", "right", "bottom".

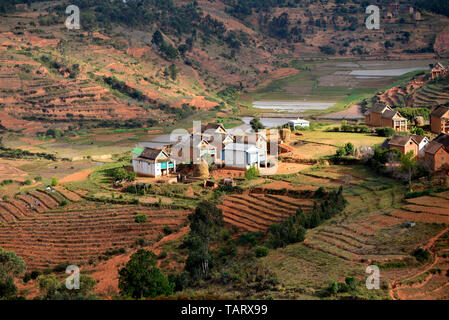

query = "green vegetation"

[
  {"left": 37, "top": 274, "right": 97, "bottom": 300},
  {"left": 119, "top": 250, "right": 174, "bottom": 299},
  {"left": 0, "top": 249, "right": 26, "bottom": 299},
  {"left": 244, "top": 166, "right": 259, "bottom": 180}
]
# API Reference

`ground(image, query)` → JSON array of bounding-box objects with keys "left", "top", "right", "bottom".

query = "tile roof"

[
  {"left": 410, "top": 135, "right": 426, "bottom": 144},
  {"left": 389, "top": 135, "right": 416, "bottom": 146},
  {"left": 434, "top": 133, "right": 449, "bottom": 147},
  {"left": 424, "top": 141, "right": 444, "bottom": 155},
  {"left": 369, "top": 104, "right": 390, "bottom": 114},
  {"left": 430, "top": 106, "right": 449, "bottom": 118}
]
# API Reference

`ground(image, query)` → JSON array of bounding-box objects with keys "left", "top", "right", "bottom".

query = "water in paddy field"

[
  {"left": 252, "top": 101, "right": 335, "bottom": 112},
  {"left": 349, "top": 67, "right": 428, "bottom": 77}
]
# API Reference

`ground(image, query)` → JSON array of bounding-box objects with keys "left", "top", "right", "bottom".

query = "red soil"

[{"left": 59, "top": 169, "right": 94, "bottom": 184}]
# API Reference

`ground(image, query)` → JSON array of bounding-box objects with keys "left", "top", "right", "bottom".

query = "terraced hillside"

[
  {"left": 377, "top": 73, "right": 449, "bottom": 108},
  {"left": 219, "top": 190, "right": 314, "bottom": 232},
  {"left": 0, "top": 189, "right": 61, "bottom": 223},
  {"left": 0, "top": 57, "right": 152, "bottom": 128},
  {"left": 0, "top": 187, "right": 190, "bottom": 270},
  {"left": 412, "top": 80, "right": 449, "bottom": 108}
]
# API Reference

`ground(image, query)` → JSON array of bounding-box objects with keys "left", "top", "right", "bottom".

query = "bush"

[
  {"left": 244, "top": 166, "right": 259, "bottom": 180},
  {"left": 163, "top": 226, "right": 172, "bottom": 235},
  {"left": 238, "top": 231, "right": 264, "bottom": 247},
  {"left": 412, "top": 248, "right": 430, "bottom": 263},
  {"left": 51, "top": 177, "right": 58, "bottom": 187},
  {"left": 375, "top": 127, "right": 395, "bottom": 137},
  {"left": 254, "top": 246, "right": 269, "bottom": 258}
]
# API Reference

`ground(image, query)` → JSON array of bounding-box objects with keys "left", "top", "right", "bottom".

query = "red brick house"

[
  {"left": 388, "top": 135, "right": 419, "bottom": 157},
  {"left": 365, "top": 104, "right": 408, "bottom": 131},
  {"left": 430, "top": 106, "right": 449, "bottom": 134},
  {"left": 431, "top": 62, "right": 449, "bottom": 80},
  {"left": 423, "top": 134, "right": 449, "bottom": 171}
]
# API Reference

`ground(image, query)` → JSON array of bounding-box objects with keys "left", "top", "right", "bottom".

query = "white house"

[
  {"left": 411, "top": 134, "right": 430, "bottom": 158},
  {"left": 223, "top": 143, "right": 267, "bottom": 169},
  {"left": 288, "top": 118, "right": 310, "bottom": 130},
  {"left": 132, "top": 147, "right": 176, "bottom": 177},
  {"left": 201, "top": 123, "right": 234, "bottom": 162},
  {"left": 171, "top": 135, "right": 217, "bottom": 165}
]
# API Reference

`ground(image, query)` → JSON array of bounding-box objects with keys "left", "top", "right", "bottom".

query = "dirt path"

[
  {"left": 389, "top": 227, "right": 449, "bottom": 300},
  {"left": 90, "top": 226, "right": 189, "bottom": 299}
]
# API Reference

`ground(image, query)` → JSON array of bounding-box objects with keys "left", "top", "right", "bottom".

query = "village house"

[
  {"left": 365, "top": 104, "right": 408, "bottom": 131},
  {"left": 388, "top": 135, "right": 419, "bottom": 157},
  {"left": 223, "top": 143, "right": 268, "bottom": 170},
  {"left": 431, "top": 62, "right": 449, "bottom": 80},
  {"left": 423, "top": 134, "right": 449, "bottom": 172},
  {"left": 132, "top": 147, "right": 176, "bottom": 177},
  {"left": 200, "top": 123, "right": 234, "bottom": 162},
  {"left": 170, "top": 135, "right": 217, "bottom": 165},
  {"left": 411, "top": 134, "right": 430, "bottom": 158},
  {"left": 430, "top": 105, "right": 449, "bottom": 134},
  {"left": 233, "top": 131, "right": 268, "bottom": 152},
  {"left": 288, "top": 118, "right": 310, "bottom": 130}
]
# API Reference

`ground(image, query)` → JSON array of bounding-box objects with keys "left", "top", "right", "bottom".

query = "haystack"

[
  {"left": 414, "top": 116, "right": 425, "bottom": 127},
  {"left": 280, "top": 128, "right": 291, "bottom": 143},
  {"left": 193, "top": 159, "right": 210, "bottom": 178}
]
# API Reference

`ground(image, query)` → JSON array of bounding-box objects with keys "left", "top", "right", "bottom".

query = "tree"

[
  {"left": 134, "top": 214, "right": 148, "bottom": 233},
  {"left": 0, "top": 248, "right": 26, "bottom": 299},
  {"left": 51, "top": 177, "right": 58, "bottom": 187},
  {"left": 183, "top": 201, "right": 223, "bottom": 280},
  {"left": 344, "top": 142, "right": 355, "bottom": 156},
  {"left": 410, "top": 127, "right": 425, "bottom": 136},
  {"left": 400, "top": 151, "right": 416, "bottom": 190},
  {"left": 164, "top": 64, "right": 178, "bottom": 81},
  {"left": 118, "top": 250, "right": 174, "bottom": 299},
  {"left": 112, "top": 168, "right": 127, "bottom": 182},
  {"left": 152, "top": 30, "right": 163, "bottom": 47},
  {"left": 250, "top": 117, "right": 264, "bottom": 132}
]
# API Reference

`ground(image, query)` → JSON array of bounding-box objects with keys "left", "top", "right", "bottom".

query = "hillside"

[
  {"left": 0, "top": 0, "right": 448, "bottom": 134},
  {"left": 374, "top": 67, "right": 449, "bottom": 109}
]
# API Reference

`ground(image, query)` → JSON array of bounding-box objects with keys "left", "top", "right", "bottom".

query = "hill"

[{"left": 0, "top": 0, "right": 448, "bottom": 132}]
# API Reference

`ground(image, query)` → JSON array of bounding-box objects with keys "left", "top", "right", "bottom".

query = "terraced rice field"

[
  {"left": 392, "top": 229, "right": 449, "bottom": 300},
  {"left": 0, "top": 189, "right": 61, "bottom": 223},
  {"left": 218, "top": 191, "right": 313, "bottom": 232},
  {"left": 0, "top": 185, "right": 190, "bottom": 270},
  {"left": 0, "top": 202, "right": 190, "bottom": 270},
  {"left": 413, "top": 82, "right": 449, "bottom": 107},
  {"left": 390, "top": 194, "right": 449, "bottom": 224}
]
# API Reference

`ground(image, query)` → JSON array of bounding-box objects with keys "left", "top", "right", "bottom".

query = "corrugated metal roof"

[{"left": 132, "top": 147, "right": 144, "bottom": 156}]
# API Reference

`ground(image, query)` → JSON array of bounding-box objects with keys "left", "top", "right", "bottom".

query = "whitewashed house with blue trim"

[
  {"left": 223, "top": 143, "right": 267, "bottom": 169},
  {"left": 132, "top": 147, "right": 176, "bottom": 177}
]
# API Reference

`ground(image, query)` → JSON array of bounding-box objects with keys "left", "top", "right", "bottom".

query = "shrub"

[
  {"left": 238, "top": 231, "right": 264, "bottom": 247},
  {"left": 412, "top": 248, "right": 430, "bottom": 263},
  {"left": 244, "top": 166, "right": 259, "bottom": 180},
  {"left": 254, "top": 246, "right": 269, "bottom": 258},
  {"left": 51, "top": 177, "right": 58, "bottom": 187},
  {"left": 375, "top": 127, "right": 395, "bottom": 137},
  {"left": 163, "top": 225, "right": 172, "bottom": 235}
]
